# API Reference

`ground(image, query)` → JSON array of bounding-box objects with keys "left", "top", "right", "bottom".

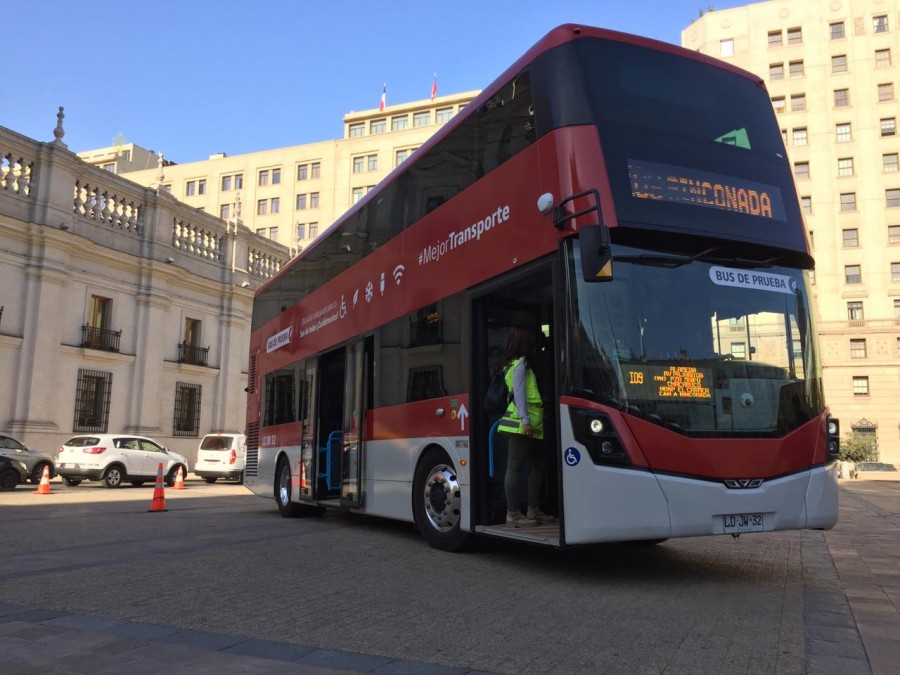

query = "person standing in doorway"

[{"left": 498, "top": 325, "right": 557, "bottom": 528}]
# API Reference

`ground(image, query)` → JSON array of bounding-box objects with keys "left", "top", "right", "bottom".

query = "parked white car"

[
  {"left": 193, "top": 433, "right": 246, "bottom": 483},
  {"left": 56, "top": 434, "right": 189, "bottom": 488}
]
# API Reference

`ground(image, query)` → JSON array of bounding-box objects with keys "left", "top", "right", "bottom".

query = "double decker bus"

[{"left": 244, "top": 24, "right": 839, "bottom": 551}]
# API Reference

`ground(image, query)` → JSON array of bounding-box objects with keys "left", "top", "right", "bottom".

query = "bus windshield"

[{"left": 567, "top": 241, "right": 824, "bottom": 438}]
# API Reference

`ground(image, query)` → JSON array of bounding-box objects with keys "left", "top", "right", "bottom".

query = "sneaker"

[
  {"left": 506, "top": 511, "right": 538, "bottom": 528},
  {"left": 527, "top": 508, "right": 558, "bottom": 525}
]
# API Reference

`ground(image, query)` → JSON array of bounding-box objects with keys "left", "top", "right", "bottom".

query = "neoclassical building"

[
  {"left": 0, "top": 111, "right": 288, "bottom": 463},
  {"left": 684, "top": 0, "right": 900, "bottom": 463}
]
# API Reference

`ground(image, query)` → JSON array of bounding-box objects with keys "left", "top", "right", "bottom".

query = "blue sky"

[{"left": 3, "top": 0, "right": 746, "bottom": 163}]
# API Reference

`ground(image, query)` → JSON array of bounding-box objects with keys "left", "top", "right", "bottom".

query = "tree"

[{"left": 839, "top": 433, "right": 876, "bottom": 464}]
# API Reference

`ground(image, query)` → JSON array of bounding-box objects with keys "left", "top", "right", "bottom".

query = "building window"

[
  {"left": 834, "top": 89, "right": 850, "bottom": 107},
  {"left": 801, "top": 196, "right": 812, "bottom": 214},
  {"left": 297, "top": 164, "right": 308, "bottom": 181},
  {"left": 185, "top": 179, "right": 206, "bottom": 196},
  {"left": 888, "top": 188, "right": 900, "bottom": 208},
  {"left": 832, "top": 54, "right": 848, "bottom": 73},
  {"left": 370, "top": 119, "right": 386, "bottom": 135},
  {"left": 878, "top": 83, "right": 895, "bottom": 102},
  {"left": 258, "top": 169, "right": 269, "bottom": 186},
  {"left": 836, "top": 123, "right": 852, "bottom": 142},
  {"left": 830, "top": 21, "right": 845, "bottom": 39},
  {"left": 792, "top": 128, "right": 808, "bottom": 146},
  {"left": 396, "top": 148, "right": 411, "bottom": 166},
  {"left": 789, "top": 60, "right": 804, "bottom": 77},
  {"left": 367, "top": 154, "right": 378, "bottom": 172},
  {"left": 311, "top": 162, "right": 320, "bottom": 179},
  {"left": 876, "top": 49, "right": 892, "bottom": 68},
  {"left": 730, "top": 342, "right": 747, "bottom": 359},
  {"left": 874, "top": 15, "right": 889, "bottom": 34},
  {"left": 272, "top": 168, "right": 281, "bottom": 185},
  {"left": 352, "top": 156, "right": 364, "bottom": 173},
  {"left": 221, "top": 174, "right": 242, "bottom": 191},
  {"left": 436, "top": 107, "right": 454, "bottom": 124},
  {"left": 309, "top": 223, "right": 318, "bottom": 238},
  {"left": 271, "top": 197, "right": 279, "bottom": 214},
  {"left": 840, "top": 193, "right": 857, "bottom": 211},
  {"left": 296, "top": 194, "right": 307, "bottom": 210},
  {"left": 852, "top": 377, "right": 869, "bottom": 396},
  {"left": 720, "top": 38, "right": 734, "bottom": 57},
  {"left": 101, "top": 162, "right": 116, "bottom": 173},
  {"left": 895, "top": 300, "right": 900, "bottom": 319},
  {"left": 220, "top": 204, "right": 230, "bottom": 220},
  {"left": 310, "top": 192, "right": 319, "bottom": 208},
  {"left": 392, "top": 115, "right": 408, "bottom": 131},
  {"left": 768, "top": 30, "right": 783, "bottom": 47},
  {"left": 809, "top": 269, "right": 815, "bottom": 285},
  {"left": 269, "top": 227, "right": 278, "bottom": 240},
  {"left": 73, "top": 369, "right": 112, "bottom": 433},
  {"left": 890, "top": 225, "right": 900, "bottom": 243},
  {"left": 838, "top": 158, "right": 855, "bottom": 177},
  {"left": 884, "top": 153, "right": 899, "bottom": 173},
  {"left": 786, "top": 27, "right": 802, "bottom": 45},
  {"left": 349, "top": 123, "right": 364, "bottom": 138},
  {"left": 296, "top": 223, "right": 306, "bottom": 240},
  {"left": 882, "top": 118, "right": 896, "bottom": 136},
  {"left": 772, "top": 96, "right": 786, "bottom": 113},
  {"left": 794, "top": 161, "right": 810, "bottom": 179},
  {"left": 173, "top": 383, "right": 202, "bottom": 437},
  {"left": 791, "top": 94, "right": 806, "bottom": 111},
  {"left": 843, "top": 228, "right": 859, "bottom": 247},
  {"left": 847, "top": 301, "right": 864, "bottom": 320},
  {"left": 781, "top": 128, "right": 788, "bottom": 145},
  {"left": 845, "top": 264, "right": 861, "bottom": 284},
  {"left": 892, "top": 262, "right": 900, "bottom": 282},
  {"left": 769, "top": 63, "right": 784, "bottom": 80},
  {"left": 256, "top": 228, "right": 265, "bottom": 237},
  {"left": 808, "top": 229, "right": 815, "bottom": 248},
  {"left": 257, "top": 200, "right": 267, "bottom": 216},
  {"left": 850, "top": 339, "right": 867, "bottom": 358},
  {"left": 413, "top": 111, "right": 430, "bottom": 127},
  {"left": 352, "top": 187, "right": 364, "bottom": 203}
]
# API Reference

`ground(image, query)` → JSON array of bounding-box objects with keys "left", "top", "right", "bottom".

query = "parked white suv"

[
  {"left": 57, "top": 434, "right": 189, "bottom": 488},
  {"left": 193, "top": 433, "right": 246, "bottom": 483}
]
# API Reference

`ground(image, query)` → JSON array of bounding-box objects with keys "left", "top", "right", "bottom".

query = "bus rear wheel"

[
  {"left": 413, "top": 448, "right": 468, "bottom": 552},
  {"left": 276, "top": 459, "right": 304, "bottom": 518}
]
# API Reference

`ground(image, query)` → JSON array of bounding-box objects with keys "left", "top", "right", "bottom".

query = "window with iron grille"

[
  {"left": 73, "top": 369, "right": 112, "bottom": 433},
  {"left": 406, "top": 366, "right": 447, "bottom": 403},
  {"left": 173, "top": 382, "right": 202, "bottom": 436}
]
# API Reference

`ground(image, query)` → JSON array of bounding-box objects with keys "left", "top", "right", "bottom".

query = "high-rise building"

[
  {"left": 683, "top": 0, "right": 900, "bottom": 463},
  {"left": 80, "top": 91, "right": 479, "bottom": 253}
]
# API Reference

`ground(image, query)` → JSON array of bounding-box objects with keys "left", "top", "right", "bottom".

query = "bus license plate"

[{"left": 722, "top": 513, "right": 764, "bottom": 533}]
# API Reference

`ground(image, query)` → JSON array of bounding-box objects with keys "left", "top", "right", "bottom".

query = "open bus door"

[
  {"left": 298, "top": 359, "right": 318, "bottom": 502},
  {"left": 340, "top": 338, "right": 372, "bottom": 507}
]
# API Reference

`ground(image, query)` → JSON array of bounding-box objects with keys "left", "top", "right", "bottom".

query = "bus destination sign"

[
  {"left": 628, "top": 159, "right": 786, "bottom": 222},
  {"left": 626, "top": 364, "right": 712, "bottom": 400}
]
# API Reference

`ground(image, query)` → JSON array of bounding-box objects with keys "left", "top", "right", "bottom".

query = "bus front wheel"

[
  {"left": 413, "top": 448, "right": 469, "bottom": 552},
  {"left": 276, "top": 459, "right": 303, "bottom": 518}
]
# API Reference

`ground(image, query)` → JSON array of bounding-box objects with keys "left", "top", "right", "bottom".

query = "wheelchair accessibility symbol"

[{"left": 564, "top": 447, "right": 581, "bottom": 467}]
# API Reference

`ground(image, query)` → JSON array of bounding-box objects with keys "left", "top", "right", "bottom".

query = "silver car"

[{"left": 0, "top": 432, "right": 56, "bottom": 484}]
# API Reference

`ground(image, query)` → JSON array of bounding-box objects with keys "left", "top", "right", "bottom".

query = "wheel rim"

[
  {"left": 107, "top": 468, "right": 122, "bottom": 487},
  {"left": 278, "top": 464, "right": 291, "bottom": 506},
  {"left": 422, "top": 463, "right": 461, "bottom": 532}
]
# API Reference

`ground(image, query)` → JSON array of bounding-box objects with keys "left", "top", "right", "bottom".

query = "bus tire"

[
  {"left": 276, "top": 458, "right": 304, "bottom": 517},
  {"left": 413, "top": 448, "right": 469, "bottom": 552}
]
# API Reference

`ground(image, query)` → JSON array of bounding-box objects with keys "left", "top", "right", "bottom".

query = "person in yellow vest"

[{"left": 498, "top": 325, "right": 558, "bottom": 528}]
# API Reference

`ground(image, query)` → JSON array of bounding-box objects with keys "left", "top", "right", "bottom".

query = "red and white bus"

[{"left": 244, "top": 24, "right": 839, "bottom": 550}]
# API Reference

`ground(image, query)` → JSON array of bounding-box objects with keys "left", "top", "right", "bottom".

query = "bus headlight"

[{"left": 569, "top": 408, "right": 630, "bottom": 466}]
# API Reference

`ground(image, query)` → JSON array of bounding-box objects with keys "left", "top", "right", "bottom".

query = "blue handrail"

[
  {"left": 488, "top": 419, "right": 502, "bottom": 478},
  {"left": 318, "top": 430, "right": 342, "bottom": 490}
]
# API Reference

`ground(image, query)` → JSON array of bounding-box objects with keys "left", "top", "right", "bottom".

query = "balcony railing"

[
  {"left": 81, "top": 325, "right": 122, "bottom": 352},
  {"left": 178, "top": 342, "right": 209, "bottom": 367}
]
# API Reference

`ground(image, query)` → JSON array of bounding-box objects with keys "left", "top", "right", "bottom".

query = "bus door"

[
  {"left": 471, "top": 262, "right": 558, "bottom": 531},
  {"left": 298, "top": 359, "right": 317, "bottom": 502},
  {"left": 340, "top": 337, "right": 373, "bottom": 507},
  {"left": 316, "top": 346, "right": 346, "bottom": 500}
]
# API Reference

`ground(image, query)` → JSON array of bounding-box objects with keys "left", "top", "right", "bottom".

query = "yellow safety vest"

[{"left": 497, "top": 357, "right": 543, "bottom": 440}]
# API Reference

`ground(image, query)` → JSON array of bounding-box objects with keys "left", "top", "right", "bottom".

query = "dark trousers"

[{"left": 504, "top": 433, "right": 545, "bottom": 513}]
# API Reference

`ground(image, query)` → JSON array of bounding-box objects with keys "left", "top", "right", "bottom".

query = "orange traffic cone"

[
  {"left": 33, "top": 465, "right": 53, "bottom": 494},
  {"left": 148, "top": 462, "right": 167, "bottom": 513},
  {"left": 300, "top": 461, "right": 308, "bottom": 490},
  {"left": 173, "top": 465, "right": 186, "bottom": 490}
]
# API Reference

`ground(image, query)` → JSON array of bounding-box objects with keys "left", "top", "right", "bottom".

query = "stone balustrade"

[{"left": 0, "top": 120, "right": 289, "bottom": 285}]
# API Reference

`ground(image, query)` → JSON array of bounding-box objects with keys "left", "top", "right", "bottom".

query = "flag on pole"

[
  {"left": 431, "top": 73, "right": 438, "bottom": 100},
  {"left": 380, "top": 83, "right": 386, "bottom": 111}
]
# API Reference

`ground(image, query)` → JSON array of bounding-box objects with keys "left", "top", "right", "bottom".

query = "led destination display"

[
  {"left": 626, "top": 364, "right": 712, "bottom": 400},
  {"left": 629, "top": 159, "right": 787, "bottom": 222}
]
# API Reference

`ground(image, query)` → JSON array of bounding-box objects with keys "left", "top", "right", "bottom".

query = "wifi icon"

[{"left": 392, "top": 264, "right": 405, "bottom": 285}]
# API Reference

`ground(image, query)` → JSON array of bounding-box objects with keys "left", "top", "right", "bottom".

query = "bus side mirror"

[{"left": 580, "top": 225, "right": 613, "bottom": 282}]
